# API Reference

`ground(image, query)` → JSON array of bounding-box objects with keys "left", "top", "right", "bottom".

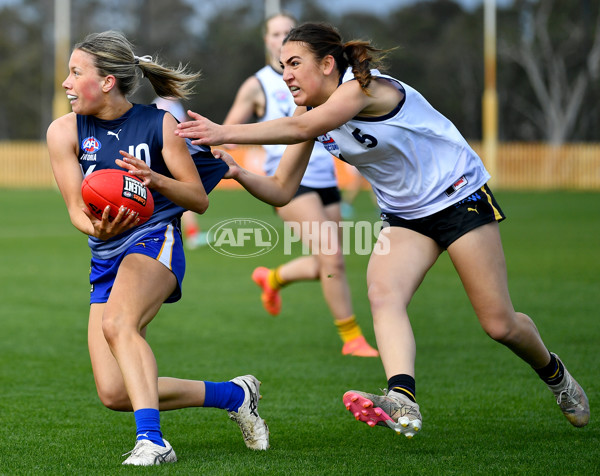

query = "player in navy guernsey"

[
  {"left": 177, "top": 22, "right": 589, "bottom": 437},
  {"left": 152, "top": 96, "right": 213, "bottom": 249},
  {"left": 222, "top": 12, "right": 377, "bottom": 358},
  {"left": 47, "top": 31, "right": 268, "bottom": 466}
]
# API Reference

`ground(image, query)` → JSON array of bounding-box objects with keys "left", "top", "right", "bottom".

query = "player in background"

[
  {"left": 339, "top": 164, "right": 378, "bottom": 219},
  {"left": 152, "top": 96, "right": 211, "bottom": 249},
  {"left": 223, "top": 12, "right": 378, "bottom": 358},
  {"left": 46, "top": 30, "right": 269, "bottom": 466},
  {"left": 176, "top": 22, "right": 589, "bottom": 437}
]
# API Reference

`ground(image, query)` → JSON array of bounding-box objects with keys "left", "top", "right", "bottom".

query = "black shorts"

[
  {"left": 292, "top": 185, "right": 341, "bottom": 206},
  {"left": 381, "top": 184, "right": 506, "bottom": 249}
]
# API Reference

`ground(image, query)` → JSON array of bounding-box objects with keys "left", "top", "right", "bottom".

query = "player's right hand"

[
  {"left": 175, "top": 110, "right": 224, "bottom": 146},
  {"left": 84, "top": 204, "right": 139, "bottom": 240}
]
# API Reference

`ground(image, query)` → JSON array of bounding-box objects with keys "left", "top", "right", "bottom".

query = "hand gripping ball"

[{"left": 81, "top": 169, "right": 154, "bottom": 224}]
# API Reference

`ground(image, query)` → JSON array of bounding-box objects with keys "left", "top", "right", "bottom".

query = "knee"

[
  {"left": 367, "top": 281, "right": 397, "bottom": 317},
  {"left": 367, "top": 282, "right": 384, "bottom": 311},
  {"left": 480, "top": 312, "right": 518, "bottom": 343},
  {"left": 96, "top": 383, "right": 131, "bottom": 411},
  {"left": 101, "top": 314, "right": 119, "bottom": 346},
  {"left": 318, "top": 252, "right": 346, "bottom": 277},
  {"left": 101, "top": 313, "right": 134, "bottom": 347}
]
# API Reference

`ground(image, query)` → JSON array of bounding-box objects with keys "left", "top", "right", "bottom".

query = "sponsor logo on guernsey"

[
  {"left": 317, "top": 133, "right": 340, "bottom": 154},
  {"left": 274, "top": 90, "right": 293, "bottom": 116},
  {"left": 81, "top": 154, "right": 97, "bottom": 162},
  {"left": 81, "top": 136, "right": 101, "bottom": 154},
  {"left": 122, "top": 175, "right": 147, "bottom": 206},
  {"left": 107, "top": 129, "right": 122, "bottom": 140},
  {"left": 445, "top": 175, "right": 468, "bottom": 197},
  {"left": 275, "top": 89, "right": 289, "bottom": 102}
]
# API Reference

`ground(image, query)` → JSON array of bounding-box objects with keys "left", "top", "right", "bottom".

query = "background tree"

[
  {"left": 0, "top": 0, "right": 52, "bottom": 140},
  {"left": 0, "top": 0, "right": 598, "bottom": 143},
  {"left": 381, "top": 0, "right": 483, "bottom": 139},
  {"left": 498, "top": 0, "right": 600, "bottom": 144}
]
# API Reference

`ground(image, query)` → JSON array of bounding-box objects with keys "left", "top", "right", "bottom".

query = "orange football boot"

[
  {"left": 342, "top": 336, "right": 379, "bottom": 357},
  {"left": 251, "top": 267, "right": 281, "bottom": 316}
]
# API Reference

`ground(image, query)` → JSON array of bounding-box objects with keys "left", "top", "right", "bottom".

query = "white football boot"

[
  {"left": 122, "top": 438, "right": 177, "bottom": 466},
  {"left": 228, "top": 375, "right": 270, "bottom": 450}
]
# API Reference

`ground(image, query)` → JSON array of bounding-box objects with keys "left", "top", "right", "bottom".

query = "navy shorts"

[
  {"left": 89, "top": 223, "right": 185, "bottom": 304},
  {"left": 293, "top": 185, "right": 341, "bottom": 206},
  {"left": 381, "top": 184, "right": 506, "bottom": 249}
]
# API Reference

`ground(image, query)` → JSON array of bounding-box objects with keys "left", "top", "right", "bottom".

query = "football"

[{"left": 81, "top": 169, "right": 154, "bottom": 224}]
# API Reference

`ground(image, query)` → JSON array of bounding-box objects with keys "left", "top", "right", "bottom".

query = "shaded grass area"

[{"left": 0, "top": 189, "right": 598, "bottom": 475}]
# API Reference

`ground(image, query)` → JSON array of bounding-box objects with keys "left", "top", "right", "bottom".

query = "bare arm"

[
  {"left": 118, "top": 113, "right": 209, "bottom": 214},
  {"left": 213, "top": 103, "right": 316, "bottom": 206},
  {"left": 176, "top": 79, "right": 372, "bottom": 146},
  {"left": 214, "top": 138, "right": 315, "bottom": 207},
  {"left": 47, "top": 113, "right": 137, "bottom": 239},
  {"left": 223, "top": 75, "right": 264, "bottom": 126}
]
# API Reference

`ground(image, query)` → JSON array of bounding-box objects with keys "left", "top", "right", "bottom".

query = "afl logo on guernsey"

[
  {"left": 82, "top": 136, "right": 101, "bottom": 154},
  {"left": 317, "top": 133, "right": 340, "bottom": 154},
  {"left": 274, "top": 89, "right": 289, "bottom": 102}
]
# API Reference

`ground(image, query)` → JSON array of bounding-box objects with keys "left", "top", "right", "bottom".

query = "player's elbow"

[
  {"left": 200, "top": 198, "right": 209, "bottom": 214},
  {"left": 285, "top": 117, "right": 319, "bottom": 143},
  {"left": 291, "top": 127, "right": 315, "bottom": 143},
  {"left": 187, "top": 183, "right": 209, "bottom": 214},
  {"left": 192, "top": 196, "right": 209, "bottom": 215},
  {"left": 270, "top": 190, "right": 295, "bottom": 208},
  {"left": 271, "top": 197, "right": 290, "bottom": 208}
]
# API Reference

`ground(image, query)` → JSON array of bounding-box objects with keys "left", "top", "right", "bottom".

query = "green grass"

[{"left": 0, "top": 188, "right": 598, "bottom": 475}]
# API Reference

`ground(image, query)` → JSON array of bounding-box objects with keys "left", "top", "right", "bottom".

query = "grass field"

[{"left": 0, "top": 188, "right": 598, "bottom": 475}]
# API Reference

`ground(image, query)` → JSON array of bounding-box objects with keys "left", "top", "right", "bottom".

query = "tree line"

[{"left": 0, "top": 0, "right": 598, "bottom": 144}]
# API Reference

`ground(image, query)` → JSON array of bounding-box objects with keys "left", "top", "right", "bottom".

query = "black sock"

[
  {"left": 534, "top": 353, "right": 564, "bottom": 386},
  {"left": 387, "top": 374, "right": 416, "bottom": 402}
]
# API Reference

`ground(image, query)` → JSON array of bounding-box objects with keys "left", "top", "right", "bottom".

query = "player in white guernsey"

[
  {"left": 47, "top": 31, "right": 269, "bottom": 466},
  {"left": 222, "top": 13, "right": 377, "bottom": 358},
  {"left": 177, "top": 22, "right": 589, "bottom": 436}
]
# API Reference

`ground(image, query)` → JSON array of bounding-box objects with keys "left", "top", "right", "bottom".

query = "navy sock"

[
  {"left": 204, "top": 381, "right": 245, "bottom": 412},
  {"left": 134, "top": 408, "right": 164, "bottom": 447},
  {"left": 534, "top": 353, "right": 564, "bottom": 386},
  {"left": 387, "top": 374, "right": 416, "bottom": 402}
]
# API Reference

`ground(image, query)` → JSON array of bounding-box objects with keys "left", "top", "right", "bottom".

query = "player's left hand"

[
  {"left": 116, "top": 151, "right": 156, "bottom": 188},
  {"left": 212, "top": 148, "right": 240, "bottom": 180}
]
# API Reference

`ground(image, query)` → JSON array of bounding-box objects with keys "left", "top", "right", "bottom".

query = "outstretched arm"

[
  {"left": 176, "top": 110, "right": 313, "bottom": 147},
  {"left": 175, "top": 79, "right": 371, "bottom": 147},
  {"left": 213, "top": 139, "right": 315, "bottom": 207}
]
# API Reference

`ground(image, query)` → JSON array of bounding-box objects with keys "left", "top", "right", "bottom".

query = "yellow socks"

[
  {"left": 267, "top": 267, "right": 287, "bottom": 290},
  {"left": 335, "top": 315, "right": 363, "bottom": 343}
]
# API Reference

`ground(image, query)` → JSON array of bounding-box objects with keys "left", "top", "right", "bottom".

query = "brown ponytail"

[{"left": 342, "top": 41, "right": 381, "bottom": 91}]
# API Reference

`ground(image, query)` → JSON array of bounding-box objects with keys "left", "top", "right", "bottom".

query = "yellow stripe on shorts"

[{"left": 480, "top": 186, "right": 503, "bottom": 221}]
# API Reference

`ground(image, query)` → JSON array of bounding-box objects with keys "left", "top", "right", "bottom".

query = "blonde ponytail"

[{"left": 74, "top": 30, "right": 201, "bottom": 99}]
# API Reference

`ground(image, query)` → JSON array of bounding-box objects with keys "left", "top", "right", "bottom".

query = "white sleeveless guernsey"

[
  {"left": 315, "top": 68, "right": 490, "bottom": 219},
  {"left": 255, "top": 66, "right": 337, "bottom": 189}
]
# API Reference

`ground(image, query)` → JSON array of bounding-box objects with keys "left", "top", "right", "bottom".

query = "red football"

[{"left": 81, "top": 169, "right": 154, "bottom": 224}]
